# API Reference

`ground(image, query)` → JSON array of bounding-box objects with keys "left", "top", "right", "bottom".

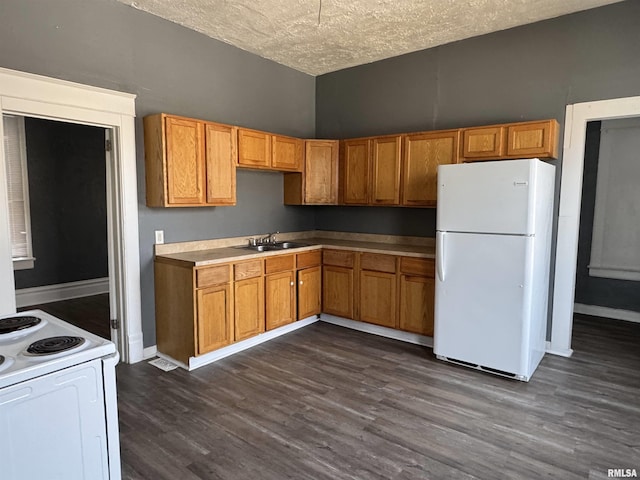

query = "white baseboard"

[
  {"left": 158, "top": 315, "right": 320, "bottom": 371},
  {"left": 320, "top": 314, "right": 433, "bottom": 347},
  {"left": 16, "top": 277, "right": 110, "bottom": 308},
  {"left": 574, "top": 303, "right": 640, "bottom": 324},
  {"left": 143, "top": 345, "right": 158, "bottom": 360},
  {"left": 545, "top": 341, "right": 573, "bottom": 358}
]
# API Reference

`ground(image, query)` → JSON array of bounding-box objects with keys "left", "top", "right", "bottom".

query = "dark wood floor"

[
  {"left": 116, "top": 315, "right": 640, "bottom": 480},
  {"left": 18, "top": 293, "right": 111, "bottom": 339}
]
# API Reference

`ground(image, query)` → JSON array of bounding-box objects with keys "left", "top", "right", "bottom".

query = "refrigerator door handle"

[{"left": 436, "top": 231, "right": 446, "bottom": 282}]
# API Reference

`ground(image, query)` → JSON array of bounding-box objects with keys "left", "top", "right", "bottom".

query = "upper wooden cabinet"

[
  {"left": 341, "top": 139, "right": 370, "bottom": 205},
  {"left": 238, "top": 128, "right": 303, "bottom": 172},
  {"left": 237, "top": 128, "right": 271, "bottom": 169},
  {"left": 402, "top": 130, "right": 460, "bottom": 207},
  {"left": 461, "top": 126, "right": 505, "bottom": 160},
  {"left": 272, "top": 135, "right": 303, "bottom": 171},
  {"left": 506, "top": 120, "right": 558, "bottom": 158},
  {"left": 144, "top": 113, "right": 236, "bottom": 207},
  {"left": 284, "top": 140, "right": 339, "bottom": 205},
  {"left": 461, "top": 119, "right": 559, "bottom": 161},
  {"left": 340, "top": 135, "right": 402, "bottom": 206},
  {"left": 371, "top": 136, "right": 402, "bottom": 205}
]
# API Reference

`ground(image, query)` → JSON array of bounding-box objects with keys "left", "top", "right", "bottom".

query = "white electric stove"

[{"left": 0, "top": 309, "right": 122, "bottom": 480}]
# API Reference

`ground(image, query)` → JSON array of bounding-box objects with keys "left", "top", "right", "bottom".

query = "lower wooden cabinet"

[
  {"left": 196, "top": 284, "right": 233, "bottom": 355},
  {"left": 154, "top": 248, "right": 437, "bottom": 364},
  {"left": 398, "top": 257, "right": 436, "bottom": 336},
  {"left": 234, "top": 276, "right": 265, "bottom": 341},
  {"left": 298, "top": 266, "right": 321, "bottom": 319},
  {"left": 359, "top": 270, "right": 397, "bottom": 328},
  {"left": 399, "top": 275, "right": 435, "bottom": 336},
  {"left": 322, "top": 265, "right": 354, "bottom": 319},
  {"left": 265, "top": 270, "right": 296, "bottom": 330}
]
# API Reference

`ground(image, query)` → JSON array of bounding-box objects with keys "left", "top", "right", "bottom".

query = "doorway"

[
  {"left": 550, "top": 95, "right": 640, "bottom": 356},
  {"left": 7, "top": 116, "right": 112, "bottom": 339},
  {"left": 0, "top": 67, "right": 143, "bottom": 363}
]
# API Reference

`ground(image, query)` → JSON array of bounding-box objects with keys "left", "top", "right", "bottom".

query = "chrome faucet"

[{"left": 257, "top": 232, "right": 279, "bottom": 245}]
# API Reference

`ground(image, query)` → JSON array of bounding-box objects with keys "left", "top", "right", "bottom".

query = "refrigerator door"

[
  {"left": 434, "top": 232, "right": 532, "bottom": 376},
  {"left": 437, "top": 159, "right": 538, "bottom": 235}
]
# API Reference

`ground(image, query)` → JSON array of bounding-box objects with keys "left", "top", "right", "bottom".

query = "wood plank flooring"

[
  {"left": 116, "top": 314, "right": 640, "bottom": 479},
  {"left": 18, "top": 293, "right": 111, "bottom": 339}
]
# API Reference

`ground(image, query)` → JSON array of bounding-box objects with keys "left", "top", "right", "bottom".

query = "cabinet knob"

[
  {"left": 290, "top": 281, "right": 294, "bottom": 286},
  {"left": 299, "top": 281, "right": 303, "bottom": 285}
]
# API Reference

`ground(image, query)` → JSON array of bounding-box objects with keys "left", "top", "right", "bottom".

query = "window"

[
  {"left": 589, "top": 118, "right": 640, "bottom": 281},
  {"left": 2, "top": 114, "right": 35, "bottom": 270}
]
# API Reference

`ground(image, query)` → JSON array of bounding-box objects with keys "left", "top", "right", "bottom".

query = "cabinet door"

[
  {"left": 322, "top": 265, "right": 354, "bottom": 319},
  {"left": 402, "top": 130, "right": 460, "bottom": 206},
  {"left": 399, "top": 275, "right": 435, "bottom": 336},
  {"left": 205, "top": 123, "right": 237, "bottom": 205},
  {"left": 196, "top": 283, "right": 232, "bottom": 355},
  {"left": 305, "top": 140, "right": 339, "bottom": 204},
  {"left": 234, "top": 276, "right": 265, "bottom": 341},
  {"left": 506, "top": 120, "right": 558, "bottom": 158},
  {"left": 272, "top": 135, "right": 303, "bottom": 172},
  {"left": 238, "top": 128, "right": 271, "bottom": 168},
  {"left": 371, "top": 136, "right": 402, "bottom": 205},
  {"left": 265, "top": 271, "right": 296, "bottom": 330},
  {"left": 461, "top": 126, "right": 505, "bottom": 160},
  {"left": 298, "top": 266, "right": 321, "bottom": 319},
  {"left": 359, "top": 270, "right": 397, "bottom": 328},
  {"left": 165, "top": 116, "right": 205, "bottom": 205},
  {"left": 341, "top": 139, "right": 370, "bottom": 204}
]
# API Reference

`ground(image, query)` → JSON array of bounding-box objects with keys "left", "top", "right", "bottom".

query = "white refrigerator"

[{"left": 433, "top": 158, "right": 555, "bottom": 381}]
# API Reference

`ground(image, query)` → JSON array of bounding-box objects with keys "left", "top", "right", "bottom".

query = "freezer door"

[
  {"left": 434, "top": 232, "right": 532, "bottom": 376},
  {"left": 437, "top": 159, "right": 538, "bottom": 235}
]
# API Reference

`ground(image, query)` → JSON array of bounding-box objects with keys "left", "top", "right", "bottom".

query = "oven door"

[{"left": 0, "top": 358, "right": 110, "bottom": 480}]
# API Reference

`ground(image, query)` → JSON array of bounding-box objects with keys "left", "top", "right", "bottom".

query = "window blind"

[{"left": 2, "top": 115, "right": 32, "bottom": 260}]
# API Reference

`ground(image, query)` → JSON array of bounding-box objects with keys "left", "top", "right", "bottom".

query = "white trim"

[
  {"left": 15, "top": 277, "right": 109, "bottom": 308},
  {"left": 551, "top": 95, "right": 640, "bottom": 356},
  {"left": 573, "top": 303, "right": 640, "bottom": 324},
  {"left": 143, "top": 345, "right": 158, "bottom": 360},
  {"left": 545, "top": 341, "right": 573, "bottom": 358},
  {"left": 158, "top": 316, "right": 320, "bottom": 371},
  {"left": 13, "top": 258, "right": 35, "bottom": 271},
  {"left": 0, "top": 67, "right": 142, "bottom": 363},
  {"left": 588, "top": 266, "right": 640, "bottom": 281},
  {"left": 320, "top": 314, "right": 433, "bottom": 347}
]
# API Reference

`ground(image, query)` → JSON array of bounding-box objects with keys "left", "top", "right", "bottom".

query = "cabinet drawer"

[
  {"left": 297, "top": 250, "right": 321, "bottom": 269},
  {"left": 196, "top": 264, "right": 230, "bottom": 288},
  {"left": 399, "top": 257, "right": 435, "bottom": 277},
  {"left": 265, "top": 254, "right": 295, "bottom": 274},
  {"left": 360, "top": 253, "right": 397, "bottom": 273},
  {"left": 322, "top": 249, "right": 355, "bottom": 268},
  {"left": 234, "top": 260, "right": 263, "bottom": 281}
]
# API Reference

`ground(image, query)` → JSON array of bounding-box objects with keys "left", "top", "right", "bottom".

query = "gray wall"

[
  {"left": 575, "top": 121, "right": 640, "bottom": 313},
  {"left": 315, "top": 0, "right": 640, "bottom": 236},
  {"left": 0, "top": 0, "right": 316, "bottom": 346},
  {"left": 14, "top": 118, "right": 109, "bottom": 289}
]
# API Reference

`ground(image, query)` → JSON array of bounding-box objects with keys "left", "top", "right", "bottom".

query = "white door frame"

[
  {"left": 549, "top": 95, "right": 640, "bottom": 357},
  {"left": 0, "top": 67, "right": 143, "bottom": 363}
]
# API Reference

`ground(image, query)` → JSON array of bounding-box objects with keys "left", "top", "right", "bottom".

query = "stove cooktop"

[{"left": 0, "top": 310, "right": 116, "bottom": 389}]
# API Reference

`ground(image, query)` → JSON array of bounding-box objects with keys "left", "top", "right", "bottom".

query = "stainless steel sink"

[
  {"left": 271, "top": 241, "right": 310, "bottom": 249},
  {"left": 235, "top": 241, "right": 310, "bottom": 252}
]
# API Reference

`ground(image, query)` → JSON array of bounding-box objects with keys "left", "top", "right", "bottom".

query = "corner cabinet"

[
  {"left": 238, "top": 128, "right": 303, "bottom": 172},
  {"left": 144, "top": 113, "right": 236, "bottom": 207},
  {"left": 284, "top": 140, "right": 339, "bottom": 205}
]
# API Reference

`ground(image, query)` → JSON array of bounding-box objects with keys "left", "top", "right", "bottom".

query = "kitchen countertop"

[{"left": 155, "top": 232, "right": 435, "bottom": 268}]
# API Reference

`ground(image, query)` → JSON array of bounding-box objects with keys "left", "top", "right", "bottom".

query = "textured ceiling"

[{"left": 117, "top": 0, "right": 623, "bottom": 75}]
